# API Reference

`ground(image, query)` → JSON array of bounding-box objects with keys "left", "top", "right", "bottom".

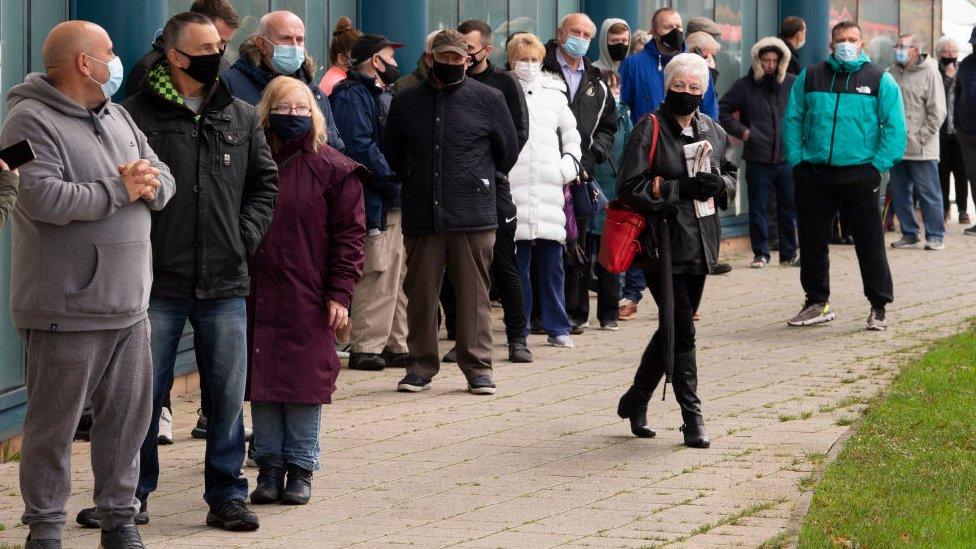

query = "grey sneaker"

[
  {"left": 890, "top": 236, "right": 920, "bottom": 249},
  {"left": 924, "top": 238, "right": 945, "bottom": 250},
  {"left": 866, "top": 306, "right": 888, "bottom": 331},
  {"left": 787, "top": 302, "right": 836, "bottom": 326},
  {"left": 547, "top": 334, "right": 575, "bottom": 348}
]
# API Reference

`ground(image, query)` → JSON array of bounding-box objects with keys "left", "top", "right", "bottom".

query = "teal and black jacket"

[{"left": 783, "top": 53, "right": 906, "bottom": 171}]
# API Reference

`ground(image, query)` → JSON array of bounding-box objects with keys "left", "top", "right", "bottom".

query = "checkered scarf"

[{"left": 147, "top": 62, "right": 202, "bottom": 122}]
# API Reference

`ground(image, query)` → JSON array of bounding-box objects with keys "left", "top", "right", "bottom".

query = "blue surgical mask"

[
  {"left": 833, "top": 42, "right": 860, "bottom": 63},
  {"left": 264, "top": 36, "right": 305, "bottom": 75},
  {"left": 563, "top": 34, "right": 591, "bottom": 58},
  {"left": 85, "top": 54, "right": 124, "bottom": 100},
  {"left": 893, "top": 47, "right": 909, "bottom": 65}
]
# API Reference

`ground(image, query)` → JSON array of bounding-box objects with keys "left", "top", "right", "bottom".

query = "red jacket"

[{"left": 247, "top": 133, "right": 366, "bottom": 404}]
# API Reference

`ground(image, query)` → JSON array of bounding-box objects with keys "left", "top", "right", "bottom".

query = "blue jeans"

[
  {"left": 890, "top": 159, "right": 945, "bottom": 241},
  {"left": 250, "top": 402, "right": 322, "bottom": 471},
  {"left": 622, "top": 266, "right": 646, "bottom": 303},
  {"left": 136, "top": 297, "right": 248, "bottom": 506},
  {"left": 516, "top": 239, "right": 571, "bottom": 337},
  {"left": 746, "top": 161, "right": 798, "bottom": 260}
]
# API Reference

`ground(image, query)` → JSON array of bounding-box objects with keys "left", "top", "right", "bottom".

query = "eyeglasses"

[{"left": 271, "top": 104, "right": 312, "bottom": 116}]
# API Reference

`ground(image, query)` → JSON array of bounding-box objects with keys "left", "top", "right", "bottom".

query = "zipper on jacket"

[{"left": 826, "top": 72, "right": 841, "bottom": 166}]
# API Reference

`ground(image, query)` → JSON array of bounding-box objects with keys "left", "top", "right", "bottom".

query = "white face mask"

[{"left": 513, "top": 61, "right": 542, "bottom": 82}]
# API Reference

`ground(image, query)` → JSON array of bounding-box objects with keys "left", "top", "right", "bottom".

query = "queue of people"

[{"left": 1, "top": 0, "right": 971, "bottom": 546}]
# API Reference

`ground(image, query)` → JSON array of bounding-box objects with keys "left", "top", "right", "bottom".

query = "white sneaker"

[
  {"left": 336, "top": 341, "right": 351, "bottom": 359},
  {"left": 547, "top": 335, "right": 575, "bottom": 348},
  {"left": 158, "top": 407, "right": 174, "bottom": 445},
  {"left": 924, "top": 238, "right": 945, "bottom": 250}
]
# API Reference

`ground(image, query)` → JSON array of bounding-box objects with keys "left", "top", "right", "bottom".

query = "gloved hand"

[
  {"left": 677, "top": 176, "right": 701, "bottom": 200},
  {"left": 695, "top": 171, "right": 725, "bottom": 199}
]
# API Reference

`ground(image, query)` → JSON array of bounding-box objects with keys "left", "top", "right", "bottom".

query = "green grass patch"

[{"left": 799, "top": 328, "right": 976, "bottom": 547}]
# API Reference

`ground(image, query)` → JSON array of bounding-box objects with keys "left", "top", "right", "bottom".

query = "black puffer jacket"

[
  {"left": 719, "top": 37, "right": 796, "bottom": 165},
  {"left": 384, "top": 76, "right": 520, "bottom": 235},
  {"left": 617, "top": 105, "right": 737, "bottom": 274},
  {"left": 123, "top": 61, "right": 278, "bottom": 299},
  {"left": 542, "top": 40, "right": 617, "bottom": 173}
]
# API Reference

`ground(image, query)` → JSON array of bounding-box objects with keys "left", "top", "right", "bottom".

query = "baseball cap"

[
  {"left": 349, "top": 34, "right": 403, "bottom": 66},
  {"left": 430, "top": 29, "right": 468, "bottom": 57}
]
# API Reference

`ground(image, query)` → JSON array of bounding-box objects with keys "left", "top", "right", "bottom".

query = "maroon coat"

[{"left": 247, "top": 133, "right": 366, "bottom": 404}]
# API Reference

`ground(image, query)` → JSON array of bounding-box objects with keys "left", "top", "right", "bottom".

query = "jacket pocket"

[
  {"left": 67, "top": 241, "right": 151, "bottom": 315},
  {"left": 214, "top": 128, "right": 250, "bottom": 183}
]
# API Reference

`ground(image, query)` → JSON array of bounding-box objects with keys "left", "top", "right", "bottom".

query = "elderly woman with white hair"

[
  {"left": 935, "top": 36, "right": 972, "bottom": 222},
  {"left": 614, "top": 53, "right": 737, "bottom": 448}
]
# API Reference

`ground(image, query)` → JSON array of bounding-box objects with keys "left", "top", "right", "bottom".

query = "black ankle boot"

[
  {"left": 281, "top": 464, "right": 313, "bottom": 505},
  {"left": 250, "top": 455, "right": 285, "bottom": 504},
  {"left": 616, "top": 386, "right": 656, "bottom": 438},
  {"left": 680, "top": 422, "right": 710, "bottom": 448}
]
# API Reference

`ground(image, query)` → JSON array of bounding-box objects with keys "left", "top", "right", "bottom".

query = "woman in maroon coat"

[{"left": 247, "top": 76, "right": 366, "bottom": 505}]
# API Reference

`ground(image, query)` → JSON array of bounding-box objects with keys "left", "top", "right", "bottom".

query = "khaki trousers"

[{"left": 350, "top": 210, "right": 408, "bottom": 354}]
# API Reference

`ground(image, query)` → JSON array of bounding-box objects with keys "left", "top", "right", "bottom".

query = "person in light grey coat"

[
  {"left": 0, "top": 21, "right": 174, "bottom": 549},
  {"left": 888, "top": 33, "right": 947, "bottom": 250}
]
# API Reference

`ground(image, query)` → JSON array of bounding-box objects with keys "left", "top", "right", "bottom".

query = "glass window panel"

[
  {"left": 508, "top": 0, "right": 557, "bottom": 44},
  {"left": 900, "top": 0, "right": 934, "bottom": 55},
  {"left": 223, "top": 0, "right": 270, "bottom": 65},
  {"left": 673, "top": 0, "right": 714, "bottom": 23},
  {"left": 429, "top": 0, "right": 458, "bottom": 32},
  {"left": 460, "top": 0, "right": 489, "bottom": 22},
  {"left": 30, "top": 0, "right": 68, "bottom": 73},
  {"left": 829, "top": 0, "right": 858, "bottom": 27},
  {"left": 640, "top": 0, "right": 671, "bottom": 32},
  {"left": 756, "top": 0, "right": 778, "bottom": 40},
  {"left": 715, "top": 0, "right": 744, "bottom": 94},
  {"left": 860, "top": 0, "right": 899, "bottom": 69}
]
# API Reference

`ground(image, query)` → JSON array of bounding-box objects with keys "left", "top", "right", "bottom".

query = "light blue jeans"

[
  {"left": 890, "top": 159, "right": 945, "bottom": 241},
  {"left": 250, "top": 402, "right": 322, "bottom": 471}
]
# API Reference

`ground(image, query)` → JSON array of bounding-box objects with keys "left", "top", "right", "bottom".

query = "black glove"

[
  {"left": 677, "top": 176, "right": 701, "bottom": 200},
  {"left": 695, "top": 171, "right": 725, "bottom": 199}
]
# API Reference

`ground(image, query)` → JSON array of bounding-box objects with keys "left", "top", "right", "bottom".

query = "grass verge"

[{"left": 798, "top": 327, "right": 976, "bottom": 546}]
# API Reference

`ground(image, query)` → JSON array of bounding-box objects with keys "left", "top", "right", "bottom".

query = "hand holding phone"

[{"left": 0, "top": 140, "right": 35, "bottom": 171}]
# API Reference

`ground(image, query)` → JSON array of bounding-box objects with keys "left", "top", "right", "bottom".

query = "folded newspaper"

[{"left": 683, "top": 140, "right": 716, "bottom": 218}]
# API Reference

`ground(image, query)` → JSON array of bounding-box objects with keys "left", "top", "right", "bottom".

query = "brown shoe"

[{"left": 618, "top": 299, "right": 638, "bottom": 320}]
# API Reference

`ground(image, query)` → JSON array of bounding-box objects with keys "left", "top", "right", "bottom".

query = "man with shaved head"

[
  {"left": 222, "top": 10, "right": 344, "bottom": 150},
  {"left": 1, "top": 19, "right": 175, "bottom": 549},
  {"left": 542, "top": 12, "right": 618, "bottom": 332}
]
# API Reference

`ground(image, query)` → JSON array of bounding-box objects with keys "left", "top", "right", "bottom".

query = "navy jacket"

[
  {"left": 954, "top": 54, "right": 976, "bottom": 136},
  {"left": 330, "top": 70, "right": 400, "bottom": 231},
  {"left": 221, "top": 46, "right": 344, "bottom": 152}
]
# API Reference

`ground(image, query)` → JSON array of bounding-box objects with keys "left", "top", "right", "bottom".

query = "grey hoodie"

[
  {"left": 1, "top": 73, "right": 175, "bottom": 332},
  {"left": 593, "top": 18, "right": 631, "bottom": 75}
]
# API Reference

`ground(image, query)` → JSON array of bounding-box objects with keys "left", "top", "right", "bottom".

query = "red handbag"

[{"left": 598, "top": 114, "right": 659, "bottom": 274}]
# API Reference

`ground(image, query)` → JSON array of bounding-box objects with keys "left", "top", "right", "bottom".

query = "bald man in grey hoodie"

[{"left": 0, "top": 20, "right": 174, "bottom": 549}]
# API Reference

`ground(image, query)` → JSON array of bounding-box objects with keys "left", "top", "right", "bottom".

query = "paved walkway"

[{"left": 1, "top": 226, "right": 975, "bottom": 548}]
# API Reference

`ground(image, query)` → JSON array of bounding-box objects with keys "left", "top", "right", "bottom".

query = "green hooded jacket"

[{"left": 783, "top": 52, "right": 906, "bottom": 172}]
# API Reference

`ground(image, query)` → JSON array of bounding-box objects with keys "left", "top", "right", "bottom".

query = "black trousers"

[
  {"left": 564, "top": 217, "right": 592, "bottom": 326},
  {"left": 441, "top": 219, "right": 527, "bottom": 344},
  {"left": 590, "top": 235, "right": 621, "bottom": 325},
  {"left": 795, "top": 163, "right": 893, "bottom": 307},
  {"left": 939, "top": 133, "right": 971, "bottom": 214},
  {"left": 632, "top": 272, "right": 705, "bottom": 425}
]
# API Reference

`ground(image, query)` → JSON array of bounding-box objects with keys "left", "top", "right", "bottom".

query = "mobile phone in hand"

[{"left": 0, "top": 140, "right": 35, "bottom": 170}]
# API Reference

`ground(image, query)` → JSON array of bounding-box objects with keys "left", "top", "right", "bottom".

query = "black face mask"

[
  {"left": 608, "top": 43, "right": 628, "bottom": 62},
  {"left": 431, "top": 60, "right": 465, "bottom": 87},
  {"left": 660, "top": 28, "right": 684, "bottom": 52},
  {"left": 941, "top": 56, "right": 958, "bottom": 67},
  {"left": 467, "top": 47, "right": 487, "bottom": 71},
  {"left": 664, "top": 89, "right": 702, "bottom": 116},
  {"left": 175, "top": 48, "right": 224, "bottom": 84},
  {"left": 268, "top": 114, "right": 312, "bottom": 141},
  {"left": 376, "top": 57, "right": 400, "bottom": 85}
]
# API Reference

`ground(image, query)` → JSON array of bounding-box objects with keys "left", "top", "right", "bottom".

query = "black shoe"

[
  {"left": 529, "top": 326, "right": 546, "bottom": 335},
  {"left": 100, "top": 523, "right": 145, "bottom": 549},
  {"left": 397, "top": 373, "right": 432, "bottom": 393},
  {"left": 349, "top": 352, "right": 386, "bottom": 371},
  {"left": 467, "top": 375, "right": 496, "bottom": 395},
  {"left": 281, "top": 464, "right": 313, "bottom": 505},
  {"left": 508, "top": 341, "right": 533, "bottom": 363},
  {"left": 191, "top": 411, "right": 207, "bottom": 439},
  {"left": 77, "top": 502, "right": 149, "bottom": 529},
  {"left": 680, "top": 422, "right": 711, "bottom": 448},
  {"left": 570, "top": 324, "right": 585, "bottom": 335},
  {"left": 617, "top": 386, "right": 656, "bottom": 438},
  {"left": 250, "top": 455, "right": 285, "bottom": 504},
  {"left": 381, "top": 350, "right": 409, "bottom": 368},
  {"left": 442, "top": 347, "right": 457, "bottom": 363},
  {"left": 25, "top": 535, "right": 62, "bottom": 549},
  {"left": 712, "top": 262, "right": 733, "bottom": 274},
  {"left": 206, "top": 499, "right": 260, "bottom": 531}
]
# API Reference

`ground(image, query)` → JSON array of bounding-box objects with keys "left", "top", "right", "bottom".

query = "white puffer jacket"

[{"left": 510, "top": 73, "right": 582, "bottom": 243}]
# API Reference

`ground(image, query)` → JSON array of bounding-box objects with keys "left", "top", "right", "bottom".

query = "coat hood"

[
  {"left": 593, "top": 18, "right": 631, "bottom": 74},
  {"left": 237, "top": 36, "right": 318, "bottom": 83},
  {"left": 6, "top": 73, "right": 102, "bottom": 120},
  {"left": 750, "top": 36, "right": 791, "bottom": 83}
]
